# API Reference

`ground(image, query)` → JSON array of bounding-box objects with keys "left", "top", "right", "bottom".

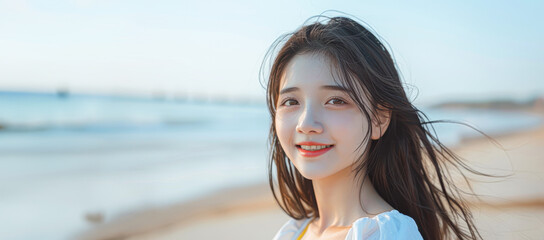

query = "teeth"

[{"left": 300, "top": 145, "right": 331, "bottom": 151}]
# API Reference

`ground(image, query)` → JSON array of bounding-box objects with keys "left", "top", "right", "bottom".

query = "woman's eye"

[
  {"left": 327, "top": 98, "right": 347, "bottom": 105},
  {"left": 281, "top": 99, "right": 298, "bottom": 106}
]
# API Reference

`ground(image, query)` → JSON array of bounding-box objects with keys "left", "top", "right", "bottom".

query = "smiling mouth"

[
  {"left": 295, "top": 145, "right": 334, "bottom": 151},
  {"left": 295, "top": 144, "right": 334, "bottom": 158}
]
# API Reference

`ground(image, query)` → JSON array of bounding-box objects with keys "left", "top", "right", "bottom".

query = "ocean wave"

[{"left": 0, "top": 118, "right": 210, "bottom": 132}]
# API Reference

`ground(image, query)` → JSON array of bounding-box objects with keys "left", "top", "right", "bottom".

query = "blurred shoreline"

[
  {"left": 74, "top": 183, "right": 279, "bottom": 240},
  {"left": 428, "top": 94, "right": 544, "bottom": 114},
  {"left": 74, "top": 107, "right": 544, "bottom": 240}
]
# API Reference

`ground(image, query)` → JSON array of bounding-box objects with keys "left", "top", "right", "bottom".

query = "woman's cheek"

[
  {"left": 275, "top": 113, "right": 295, "bottom": 153},
  {"left": 327, "top": 111, "right": 369, "bottom": 158}
]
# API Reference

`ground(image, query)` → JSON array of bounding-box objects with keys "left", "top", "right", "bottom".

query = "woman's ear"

[{"left": 371, "top": 105, "right": 391, "bottom": 140}]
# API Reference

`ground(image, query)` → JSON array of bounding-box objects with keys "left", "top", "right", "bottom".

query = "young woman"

[{"left": 263, "top": 15, "right": 488, "bottom": 240}]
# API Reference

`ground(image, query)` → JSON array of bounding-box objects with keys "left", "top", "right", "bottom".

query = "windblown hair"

[{"left": 261, "top": 15, "right": 495, "bottom": 240}]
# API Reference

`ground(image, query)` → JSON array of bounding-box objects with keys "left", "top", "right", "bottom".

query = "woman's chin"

[{"left": 298, "top": 170, "right": 332, "bottom": 181}]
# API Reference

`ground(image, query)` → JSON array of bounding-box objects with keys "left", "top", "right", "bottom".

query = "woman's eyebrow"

[
  {"left": 279, "top": 85, "right": 350, "bottom": 95},
  {"left": 321, "top": 85, "right": 350, "bottom": 93}
]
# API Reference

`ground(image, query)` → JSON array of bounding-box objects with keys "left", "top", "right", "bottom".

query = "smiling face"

[{"left": 275, "top": 53, "right": 373, "bottom": 180}]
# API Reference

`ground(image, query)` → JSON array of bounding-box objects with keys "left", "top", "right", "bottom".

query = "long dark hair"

[{"left": 261, "top": 15, "right": 497, "bottom": 240}]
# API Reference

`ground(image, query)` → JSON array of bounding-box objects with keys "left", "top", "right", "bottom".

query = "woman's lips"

[{"left": 296, "top": 145, "right": 333, "bottom": 157}]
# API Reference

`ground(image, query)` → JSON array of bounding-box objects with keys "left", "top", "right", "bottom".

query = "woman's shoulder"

[
  {"left": 272, "top": 210, "right": 423, "bottom": 240},
  {"left": 272, "top": 217, "right": 312, "bottom": 240},
  {"left": 346, "top": 209, "right": 423, "bottom": 240}
]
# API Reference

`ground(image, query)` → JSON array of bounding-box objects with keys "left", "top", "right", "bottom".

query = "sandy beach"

[{"left": 75, "top": 110, "right": 544, "bottom": 240}]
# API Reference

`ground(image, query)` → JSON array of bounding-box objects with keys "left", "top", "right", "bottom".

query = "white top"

[{"left": 272, "top": 210, "right": 423, "bottom": 240}]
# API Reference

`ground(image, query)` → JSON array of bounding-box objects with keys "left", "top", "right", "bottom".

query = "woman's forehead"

[{"left": 279, "top": 53, "right": 343, "bottom": 90}]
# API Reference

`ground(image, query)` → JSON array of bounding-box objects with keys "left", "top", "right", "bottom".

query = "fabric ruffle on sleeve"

[
  {"left": 272, "top": 217, "right": 313, "bottom": 240},
  {"left": 346, "top": 210, "right": 423, "bottom": 240}
]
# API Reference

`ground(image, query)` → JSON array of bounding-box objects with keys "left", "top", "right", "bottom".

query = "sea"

[{"left": 0, "top": 91, "right": 542, "bottom": 240}]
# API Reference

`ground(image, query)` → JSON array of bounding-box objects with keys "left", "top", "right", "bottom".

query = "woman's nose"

[{"left": 295, "top": 104, "right": 323, "bottom": 134}]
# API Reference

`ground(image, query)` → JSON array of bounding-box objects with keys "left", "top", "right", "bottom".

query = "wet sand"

[{"left": 75, "top": 113, "right": 544, "bottom": 240}]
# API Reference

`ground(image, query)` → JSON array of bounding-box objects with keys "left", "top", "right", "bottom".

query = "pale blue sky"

[{"left": 1, "top": 0, "right": 543, "bottom": 106}]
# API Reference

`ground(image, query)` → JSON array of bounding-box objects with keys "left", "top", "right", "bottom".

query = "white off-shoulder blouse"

[{"left": 272, "top": 210, "right": 423, "bottom": 240}]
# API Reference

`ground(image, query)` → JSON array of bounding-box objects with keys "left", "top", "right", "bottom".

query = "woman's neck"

[{"left": 310, "top": 165, "right": 393, "bottom": 236}]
